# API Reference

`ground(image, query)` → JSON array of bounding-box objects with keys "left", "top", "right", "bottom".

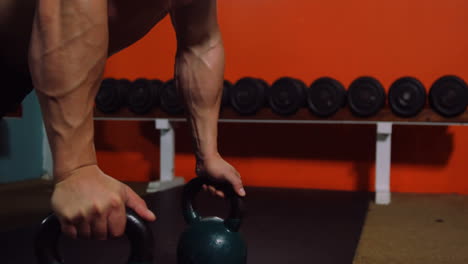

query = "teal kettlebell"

[
  {"left": 177, "top": 177, "right": 247, "bottom": 264},
  {"left": 35, "top": 208, "right": 154, "bottom": 264}
]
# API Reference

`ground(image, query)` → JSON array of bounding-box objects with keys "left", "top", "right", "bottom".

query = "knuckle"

[
  {"left": 227, "top": 175, "right": 241, "bottom": 185},
  {"left": 233, "top": 176, "right": 241, "bottom": 183},
  {"left": 109, "top": 195, "right": 123, "bottom": 209},
  {"left": 231, "top": 167, "right": 240, "bottom": 175},
  {"left": 71, "top": 211, "right": 86, "bottom": 224},
  {"left": 111, "top": 229, "right": 124, "bottom": 238},
  {"left": 90, "top": 203, "right": 104, "bottom": 217},
  {"left": 61, "top": 211, "right": 74, "bottom": 223}
]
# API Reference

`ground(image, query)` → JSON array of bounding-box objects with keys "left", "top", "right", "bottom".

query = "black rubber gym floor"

[{"left": 0, "top": 186, "right": 370, "bottom": 264}]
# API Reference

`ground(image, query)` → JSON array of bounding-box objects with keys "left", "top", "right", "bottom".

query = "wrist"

[
  {"left": 52, "top": 143, "right": 97, "bottom": 182},
  {"left": 195, "top": 152, "right": 220, "bottom": 178},
  {"left": 196, "top": 149, "right": 220, "bottom": 162},
  {"left": 53, "top": 162, "right": 98, "bottom": 183},
  {"left": 49, "top": 136, "right": 97, "bottom": 181}
]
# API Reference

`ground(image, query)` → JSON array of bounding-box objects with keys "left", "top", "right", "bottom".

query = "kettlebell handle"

[
  {"left": 35, "top": 208, "right": 154, "bottom": 264},
  {"left": 182, "top": 177, "right": 244, "bottom": 232}
]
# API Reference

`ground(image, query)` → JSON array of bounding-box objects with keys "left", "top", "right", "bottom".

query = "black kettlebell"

[
  {"left": 177, "top": 177, "right": 247, "bottom": 264},
  {"left": 35, "top": 209, "right": 154, "bottom": 264}
]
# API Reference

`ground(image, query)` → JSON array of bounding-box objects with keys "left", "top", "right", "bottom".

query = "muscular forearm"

[
  {"left": 175, "top": 35, "right": 224, "bottom": 161},
  {"left": 170, "top": 0, "right": 245, "bottom": 197},
  {"left": 28, "top": 0, "right": 108, "bottom": 180}
]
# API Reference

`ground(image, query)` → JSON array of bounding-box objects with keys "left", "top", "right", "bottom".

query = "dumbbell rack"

[{"left": 88, "top": 106, "right": 468, "bottom": 205}]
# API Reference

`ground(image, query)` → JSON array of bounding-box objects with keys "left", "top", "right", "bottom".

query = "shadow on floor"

[{"left": 0, "top": 184, "right": 370, "bottom": 264}]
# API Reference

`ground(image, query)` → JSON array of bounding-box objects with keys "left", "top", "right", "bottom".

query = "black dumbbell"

[
  {"left": 160, "top": 79, "right": 185, "bottom": 115},
  {"left": 429, "top": 75, "right": 468, "bottom": 117},
  {"left": 128, "top": 78, "right": 162, "bottom": 115},
  {"left": 269, "top": 77, "right": 307, "bottom": 116},
  {"left": 307, "top": 77, "right": 346, "bottom": 117},
  {"left": 347, "top": 76, "right": 386, "bottom": 117},
  {"left": 120, "top": 79, "right": 132, "bottom": 105},
  {"left": 35, "top": 209, "right": 154, "bottom": 264},
  {"left": 388, "top": 77, "right": 426, "bottom": 117},
  {"left": 95, "top": 78, "right": 130, "bottom": 114},
  {"left": 230, "top": 77, "right": 269, "bottom": 115}
]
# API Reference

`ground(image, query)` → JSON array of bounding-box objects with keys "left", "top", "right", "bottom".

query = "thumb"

[
  {"left": 227, "top": 173, "right": 246, "bottom": 197},
  {"left": 124, "top": 186, "right": 156, "bottom": 221}
]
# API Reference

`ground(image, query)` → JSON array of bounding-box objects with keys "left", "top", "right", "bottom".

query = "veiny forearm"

[
  {"left": 28, "top": 0, "right": 108, "bottom": 180},
  {"left": 175, "top": 36, "right": 225, "bottom": 161}
]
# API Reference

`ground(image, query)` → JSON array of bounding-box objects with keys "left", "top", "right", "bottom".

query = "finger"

[
  {"left": 215, "top": 190, "right": 225, "bottom": 198},
  {"left": 203, "top": 184, "right": 208, "bottom": 191},
  {"left": 227, "top": 172, "right": 246, "bottom": 197},
  {"left": 91, "top": 214, "right": 108, "bottom": 240},
  {"left": 108, "top": 204, "right": 126, "bottom": 238},
  {"left": 208, "top": 186, "right": 217, "bottom": 196},
  {"left": 61, "top": 223, "right": 77, "bottom": 239},
  {"left": 125, "top": 186, "right": 156, "bottom": 221},
  {"left": 77, "top": 221, "right": 91, "bottom": 239}
]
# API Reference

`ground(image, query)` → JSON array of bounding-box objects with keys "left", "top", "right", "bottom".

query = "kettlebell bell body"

[{"left": 177, "top": 178, "right": 247, "bottom": 264}]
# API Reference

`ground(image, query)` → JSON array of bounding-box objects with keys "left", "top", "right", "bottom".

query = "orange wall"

[{"left": 99, "top": 0, "right": 468, "bottom": 194}]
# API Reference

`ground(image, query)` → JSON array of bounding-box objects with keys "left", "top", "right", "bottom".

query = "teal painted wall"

[{"left": 0, "top": 91, "right": 44, "bottom": 183}]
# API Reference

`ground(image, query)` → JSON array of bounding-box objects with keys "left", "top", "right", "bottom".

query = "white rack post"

[
  {"left": 91, "top": 116, "right": 468, "bottom": 202},
  {"left": 375, "top": 122, "right": 392, "bottom": 205},
  {"left": 146, "top": 119, "right": 185, "bottom": 193}
]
